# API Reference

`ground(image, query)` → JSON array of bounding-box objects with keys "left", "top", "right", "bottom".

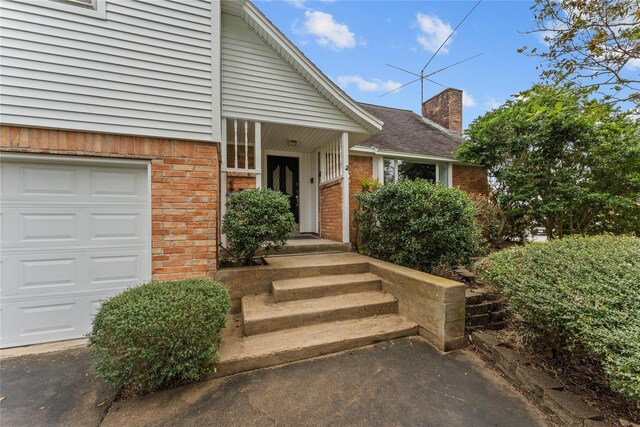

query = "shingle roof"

[{"left": 357, "top": 103, "right": 463, "bottom": 158}]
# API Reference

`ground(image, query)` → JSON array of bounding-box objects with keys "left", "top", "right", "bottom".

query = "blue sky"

[{"left": 253, "top": 0, "right": 552, "bottom": 130}]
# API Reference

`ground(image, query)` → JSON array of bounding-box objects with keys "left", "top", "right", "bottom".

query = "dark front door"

[{"left": 267, "top": 156, "right": 299, "bottom": 223}]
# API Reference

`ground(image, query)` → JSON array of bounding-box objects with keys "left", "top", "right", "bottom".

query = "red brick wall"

[
  {"left": 319, "top": 179, "right": 342, "bottom": 242},
  {"left": 0, "top": 126, "right": 219, "bottom": 281},
  {"left": 348, "top": 155, "right": 373, "bottom": 243},
  {"left": 421, "top": 88, "right": 463, "bottom": 135},
  {"left": 452, "top": 164, "right": 490, "bottom": 196},
  {"left": 226, "top": 172, "right": 256, "bottom": 194}
]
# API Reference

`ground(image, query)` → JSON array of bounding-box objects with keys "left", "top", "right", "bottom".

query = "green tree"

[
  {"left": 520, "top": 0, "right": 640, "bottom": 111},
  {"left": 458, "top": 84, "right": 640, "bottom": 239}
]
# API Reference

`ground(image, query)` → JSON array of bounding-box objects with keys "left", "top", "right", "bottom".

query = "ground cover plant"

[
  {"left": 355, "top": 179, "right": 481, "bottom": 272},
  {"left": 478, "top": 235, "right": 640, "bottom": 404},
  {"left": 222, "top": 188, "right": 296, "bottom": 266},
  {"left": 88, "top": 279, "right": 231, "bottom": 396}
]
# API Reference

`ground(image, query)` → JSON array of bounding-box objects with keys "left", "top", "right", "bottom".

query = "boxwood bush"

[
  {"left": 478, "top": 235, "right": 640, "bottom": 403},
  {"left": 88, "top": 279, "right": 231, "bottom": 396},
  {"left": 222, "top": 188, "right": 296, "bottom": 266},
  {"left": 354, "top": 179, "right": 481, "bottom": 272}
]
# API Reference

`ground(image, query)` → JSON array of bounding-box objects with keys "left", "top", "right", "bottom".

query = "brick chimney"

[{"left": 421, "top": 88, "right": 463, "bottom": 135}]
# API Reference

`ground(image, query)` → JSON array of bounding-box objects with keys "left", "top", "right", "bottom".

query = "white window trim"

[{"left": 23, "top": 0, "right": 107, "bottom": 19}]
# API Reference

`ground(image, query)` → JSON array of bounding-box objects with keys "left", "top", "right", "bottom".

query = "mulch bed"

[{"left": 491, "top": 321, "right": 640, "bottom": 425}]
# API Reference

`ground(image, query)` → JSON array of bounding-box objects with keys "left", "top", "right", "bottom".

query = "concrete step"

[
  {"left": 242, "top": 291, "right": 398, "bottom": 336},
  {"left": 272, "top": 273, "right": 382, "bottom": 302},
  {"left": 215, "top": 314, "right": 418, "bottom": 377}
]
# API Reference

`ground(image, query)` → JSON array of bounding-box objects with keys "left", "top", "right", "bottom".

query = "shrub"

[
  {"left": 468, "top": 193, "right": 531, "bottom": 246},
  {"left": 355, "top": 179, "right": 481, "bottom": 272},
  {"left": 222, "top": 189, "right": 296, "bottom": 266},
  {"left": 478, "top": 235, "right": 640, "bottom": 403},
  {"left": 88, "top": 279, "right": 231, "bottom": 396}
]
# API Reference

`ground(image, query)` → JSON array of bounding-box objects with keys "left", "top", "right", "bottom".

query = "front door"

[{"left": 267, "top": 156, "right": 300, "bottom": 223}]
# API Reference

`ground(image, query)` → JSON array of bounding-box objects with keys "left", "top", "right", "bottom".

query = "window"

[
  {"left": 40, "top": 0, "right": 106, "bottom": 18},
  {"left": 383, "top": 158, "right": 451, "bottom": 187},
  {"left": 384, "top": 159, "right": 436, "bottom": 183},
  {"left": 51, "top": 0, "right": 97, "bottom": 9}
]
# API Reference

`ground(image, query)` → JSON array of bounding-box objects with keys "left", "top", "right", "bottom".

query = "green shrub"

[
  {"left": 478, "top": 235, "right": 640, "bottom": 403},
  {"left": 88, "top": 279, "right": 231, "bottom": 396},
  {"left": 355, "top": 179, "right": 481, "bottom": 272},
  {"left": 222, "top": 188, "right": 296, "bottom": 266}
]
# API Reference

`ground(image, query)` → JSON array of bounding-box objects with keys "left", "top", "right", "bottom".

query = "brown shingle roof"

[{"left": 358, "top": 103, "right": 463, "bottom": 158}]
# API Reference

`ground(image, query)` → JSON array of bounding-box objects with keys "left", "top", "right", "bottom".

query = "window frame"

[
  {"left": 30, "top": 0, "right": 107, "bottom": 19},
  {"left": 382, "top": 156, "right": 452, "bottom": 187}
]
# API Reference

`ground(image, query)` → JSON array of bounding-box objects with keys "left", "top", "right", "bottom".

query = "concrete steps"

[
  {"left": 216, "top": 314, "right": 418, "bottom": 377},
  {"left": 242, "top": 290, "right": 397, "bottom": 335},
  {"left": 272, "top": 273, "right": 382, "bottom": 302},
  {"left": 215, "top": 269, "right": 419, "bottom": 378}
]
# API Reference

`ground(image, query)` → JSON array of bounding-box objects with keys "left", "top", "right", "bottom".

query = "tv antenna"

[{"left": 381, "top": 0, "right": 483, "bottom": 104}]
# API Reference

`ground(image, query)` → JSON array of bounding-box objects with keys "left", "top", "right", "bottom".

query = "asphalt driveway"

[{"left": 1, "top": 337, "right": 549, "bottom": 427}]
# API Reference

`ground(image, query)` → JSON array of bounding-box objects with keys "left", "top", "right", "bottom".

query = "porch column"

[
  {"left": 220, "top": 118, "right": 228, "bottom": 247},
  {"left": 254, "top": 121, "right": 262, "bottom": 188},
  {"left": 341, "top": 131, "right": 350, "bottom": 243}
]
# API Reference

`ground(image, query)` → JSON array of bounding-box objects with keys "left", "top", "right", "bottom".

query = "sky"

[{"left": 251, "top": 0, "right": 606, "bottom": 130}]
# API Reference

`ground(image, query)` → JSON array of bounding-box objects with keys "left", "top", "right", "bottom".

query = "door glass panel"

[
  {"left": 272, "top": 165, "right": 280, "bottom": 190},
  {"left": 285, "top": 166, "right": 293, "bottom": 195}
]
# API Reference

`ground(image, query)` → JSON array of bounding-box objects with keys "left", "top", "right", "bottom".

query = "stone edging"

[{"left": 470, "top": 331, "right": 607, "bottom": 427}]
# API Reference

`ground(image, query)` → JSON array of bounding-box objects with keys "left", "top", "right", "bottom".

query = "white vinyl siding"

[
  {"left": 221, "top": 13, "right": 363, "bottom": 133},
  {"left": 0, "top": 0, "right": 219, "bottom": 141}
]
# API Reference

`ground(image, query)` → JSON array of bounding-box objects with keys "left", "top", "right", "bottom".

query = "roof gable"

[{"left": 221, "top": 0, "right": 382, "bottom": 134}]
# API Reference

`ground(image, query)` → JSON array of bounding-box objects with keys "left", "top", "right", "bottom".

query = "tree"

[
  {"left": 457, "top": 84, "right": 640, "bottom": 239},
  {"left": 520, "top": 0, "right": 640, "bottom": 111}
]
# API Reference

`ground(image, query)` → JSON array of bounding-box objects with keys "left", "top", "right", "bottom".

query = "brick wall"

[
  {"left": 0, "top": 126, "right": 219, "bottom": 281},
  {"left": 421, "top": 88, "right": 463, "bottom": 135},
  {"left": 452, "top": 164, "right": 490, "bottom": 196},
  {"left": 226, "top": 172, "right": 256, "bottom": 194},
  {"left": 319, "top": 179, "right": 342, "bottom": 242},
  {"left": 348, "top": 155, "right": 373, "bottom": 243}
]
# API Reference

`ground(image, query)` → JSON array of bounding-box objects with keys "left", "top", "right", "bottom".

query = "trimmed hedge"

[
  {"left": 355, "top": 179, "right": 481, "bottom": 272},
  {"left": 222, "top": 188, "right": 296, "bottom": 266},
  {"left": 88, "top": 279, "right": 231, "bottom": 395},
  {"left": 478, "top": 235, "right": 640, "bottom": 403}
]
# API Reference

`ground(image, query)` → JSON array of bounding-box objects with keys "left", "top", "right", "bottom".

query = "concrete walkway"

[
  {"left": 0, "top": 337, "right": 549, "bottom": 427},
  {"left": 103, "top": 337, "right": 548, "bottom": 427}
]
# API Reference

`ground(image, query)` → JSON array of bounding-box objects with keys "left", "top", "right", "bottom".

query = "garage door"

[{"left": 0, "top": 154, "right": 151, "bottom": 348}]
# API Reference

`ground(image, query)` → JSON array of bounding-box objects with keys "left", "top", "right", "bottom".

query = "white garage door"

[{"left": 0, "top": 154, "right": 151, "bottom": 348}]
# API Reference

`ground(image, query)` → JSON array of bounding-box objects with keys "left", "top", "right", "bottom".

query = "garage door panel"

[
  {"left": 1, "top": 248, "right": 149, "bottom": 299},
  {"left": 1, "top": 162, "right": 79, "bottom": 200},
  {"left": 89, "top": 211, "right": 147, "bottom": 243},
  {"left": 89, "top": 252, "right": 147, "bottom": 287},
  {"left": 1, "top": 291, "right": 116, "bottom": 346},
  {"left": 0, "top": 206, "right": 148, "bottom": 249},
  {"left": 89, "top": 168, "right": 146, "bottom": 200},
  {"left": 1, "top": 156, "right": 151, "bottom": 348},
  {"left": 1, "top": 161, "right": 148, "bottom": 203}
]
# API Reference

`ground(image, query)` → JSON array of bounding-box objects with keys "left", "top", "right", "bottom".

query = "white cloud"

[
  {"left": 484, "top": 96, "right": 503, "bottom": 110},
  {"left": 303, "top": 10, "right": 356, "bottom": 50},
  {"left": 285, "top": 0, "right": 306, "bottom": 8},
  {"left": 462, "top": 91, "right": 476, "bottom": 107},
  {"left": 416, "top": 13, "right": 453, "bottom": 54},
  {"left": 626, "top": 57, "right": 640, "bottom": 70},
  {"left": 337, "top": 75, "right": 402, "bottom": 93},
  {"left": 287, "top": 0, "right": 335, "bottom": 7}
]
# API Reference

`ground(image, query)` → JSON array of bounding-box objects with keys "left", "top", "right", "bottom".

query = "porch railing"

[
  {"left": 319, "top": 135, "right": 342, "bottom": 183},
  {"left": 221, "top": 118, "right": 261, "bottom": 174}
]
